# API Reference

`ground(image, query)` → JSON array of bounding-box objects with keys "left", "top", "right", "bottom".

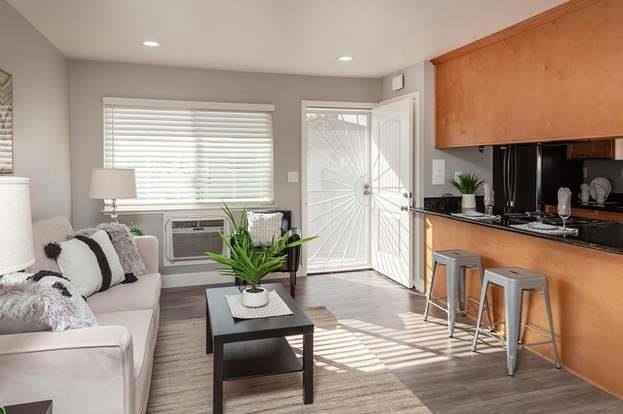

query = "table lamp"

[
  {"left": 0, "top": 177, "right": 35, "bottom": 277},
  {"left": 89, "top": 168, "right": 137, "bottom": 223}
]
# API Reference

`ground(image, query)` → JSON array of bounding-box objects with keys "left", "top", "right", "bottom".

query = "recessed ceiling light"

[
  {"left": 337, "top": 55, "right": 353, "bottom": 62},
  {"left": 142, "top": 40, "right": 160, "bottom": 47}
]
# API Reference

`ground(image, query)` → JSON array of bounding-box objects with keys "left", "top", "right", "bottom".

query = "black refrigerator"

[{"left": 492, "top": 143, "right": 583, "bottom": 212}]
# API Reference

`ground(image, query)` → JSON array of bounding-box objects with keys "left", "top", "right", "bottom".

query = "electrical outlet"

[{"left": 454, "top": 171, "right": 463, "bottom": 181}]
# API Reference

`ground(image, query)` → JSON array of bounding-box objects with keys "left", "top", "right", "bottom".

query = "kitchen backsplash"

[{"left": 583, "top": 160, "right": 623, "bottom": 193}]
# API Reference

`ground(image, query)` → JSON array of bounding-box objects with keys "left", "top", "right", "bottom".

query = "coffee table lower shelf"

[{"left": 223, "top": 337, "right": 302, "bottom": 381}]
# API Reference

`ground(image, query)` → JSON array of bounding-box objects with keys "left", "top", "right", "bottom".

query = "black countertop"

[{"left": 415, "top": 197, "right": 623, "bottom": 255}]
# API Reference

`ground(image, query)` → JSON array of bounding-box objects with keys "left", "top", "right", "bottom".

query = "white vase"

[
  {"left": 461, "top": 194, "right": 476, "bottom": 212},
  {"left": 241, "top": 286, "right": 269, "bottom": 308}
]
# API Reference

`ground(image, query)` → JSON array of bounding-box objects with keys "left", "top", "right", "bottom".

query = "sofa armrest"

[
  {"left": 134, "top": 235, "right": 159, "bottom": 274},
  {"left": 0, "top": 326, "right": 135, "bottom": 414},
  {"left": 284, "top": 231, "right": 301, "bottom": 272}
]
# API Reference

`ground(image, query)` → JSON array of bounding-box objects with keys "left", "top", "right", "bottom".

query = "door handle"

[
  {"left": 400, "top": 205, "right": 409, "bottom": 211},
  {"left": 403, "top": 192, "right": 413, "bottom": 199}
]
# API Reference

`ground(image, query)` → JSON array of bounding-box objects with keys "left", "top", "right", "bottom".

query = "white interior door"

[
  {"left": 304, "top": 108, "right": 371, "bottom": 273},
  {"left": 370, "top": 98, "right": 414, "bottom": 288}
]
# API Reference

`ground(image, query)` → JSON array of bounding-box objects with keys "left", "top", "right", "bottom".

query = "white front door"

[{"left": 370, "top": 98, "right": 414, "bottom": 288}]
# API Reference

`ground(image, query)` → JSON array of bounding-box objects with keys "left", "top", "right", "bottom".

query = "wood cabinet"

[
  {"left": 566, "top": 139, "right": 623, "bottom": 160},
  {"left": 433, "top": 0, "right": 623, "bottom": 148}
]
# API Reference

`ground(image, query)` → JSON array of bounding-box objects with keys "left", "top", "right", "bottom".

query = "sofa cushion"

[
  {"left": 87, "top": 273, "right": 161, "bottom": 314},
  {"left": 96, "top": 309, "right": 154, "bottom": 381},
  {"left": 31, "top": 217, "right": 73, "bottom": 273},
  {"left": 96, "top": 308, "right": 158, "bottom": 413}
]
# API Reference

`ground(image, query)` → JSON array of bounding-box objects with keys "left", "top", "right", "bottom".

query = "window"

[{"left": 103, "top": 98, "right": 274, "bottom": 209}]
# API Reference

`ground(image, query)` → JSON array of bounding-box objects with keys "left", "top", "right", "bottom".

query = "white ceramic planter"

[
  {"left": 461, "top": 194, "right": 477, "bottom": 212},
  {"left": 241, "top": 287, "right": 269, "bottom": 308}
]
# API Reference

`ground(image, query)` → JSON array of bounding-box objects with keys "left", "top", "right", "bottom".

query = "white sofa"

[{"left": 0, "top": 217, "right": 162, "bottom": 414}]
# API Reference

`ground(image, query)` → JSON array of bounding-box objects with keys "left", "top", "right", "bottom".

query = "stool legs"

[
  {"left": 505, "top": 286, "right": 523, "bottom": 376},
  {"left": 423, "top": 259, "right": 438, "bottom": 322},
  {"left": 543, "top": 281, "right": 561, "bottom": 369},
  {"left": 446, "top": 262, "right": 458, "bottom": 337},
  {"left": 471, "top": 277, "right": 490, "bottom": 352},
  {"left": 476, "top": 262, "right": 495, "bottom": 332},
  {"left": 458, "top": 266, "right": 466, "bottom": 313}
]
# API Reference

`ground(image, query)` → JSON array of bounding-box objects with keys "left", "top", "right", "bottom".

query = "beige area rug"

[{"left": 147, "top": 307, "right": 432, "bottom": 413}]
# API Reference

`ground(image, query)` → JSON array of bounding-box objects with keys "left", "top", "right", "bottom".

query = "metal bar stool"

[
  {"left": 424, "top": 250, "right": 494, "bottom": 337},
  {"left": 472, "top": 267, "right": 561, "bottom": 376}
]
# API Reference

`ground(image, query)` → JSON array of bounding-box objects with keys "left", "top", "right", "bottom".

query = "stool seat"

[
  {"left": 485, "top": 267, "right": 546, "bottom": 290},
  {"left": 433, "top": 250, "right": 482, "bottom": 260},
  {"left": 472, "top": 266, "right": 561, "bottom": 376}
]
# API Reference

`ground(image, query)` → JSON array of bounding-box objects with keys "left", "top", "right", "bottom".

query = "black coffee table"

[
  {"left": 3, "top": 401, "right": 52, "bottom": 414},
  {"left": 205, "top": 283, "right": 314, "bottom": 414}
]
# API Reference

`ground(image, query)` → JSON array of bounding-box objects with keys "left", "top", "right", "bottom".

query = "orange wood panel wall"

[
  {"left": 424, "top": 214, "right": 623, "bottom": 398},
  {"left": 433, "top": 0, "right": 623, "bottom": 148}
]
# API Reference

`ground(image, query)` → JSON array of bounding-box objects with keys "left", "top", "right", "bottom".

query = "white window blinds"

[{"left": 103, "top": 98, "right": 274, "bottom": 209}]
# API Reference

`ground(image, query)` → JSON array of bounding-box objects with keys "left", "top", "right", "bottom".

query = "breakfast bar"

[{"left": 415, "top": 201, "right": 623, "bottom": 398}]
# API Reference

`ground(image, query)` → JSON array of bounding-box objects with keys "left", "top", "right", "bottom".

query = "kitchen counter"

[
  {"left": 414, "top": 197, "right": 623, "bottom": 255},
  {"left": 418, "top": 197, "right": 623, "bottom": 398}
]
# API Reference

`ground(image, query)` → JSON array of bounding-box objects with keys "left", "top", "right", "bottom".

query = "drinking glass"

[
  {"left": 484, "top": 189, "right": 494, "bottom": 216},
  {"left": 557, "top": 202, "right": 571, "bottom": 236}
]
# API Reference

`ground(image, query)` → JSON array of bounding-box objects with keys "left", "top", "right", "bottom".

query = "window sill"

[{"left": 100, "top": 202, "right": 278, "bottom": 215}]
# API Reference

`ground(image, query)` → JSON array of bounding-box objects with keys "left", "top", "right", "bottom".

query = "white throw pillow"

[
  {"left": 246, "top": 212, "right": 283, "bottom": 246},
  {"left": 90, "top": 230, "right": 125, "bottom": 286},
  {"left": 46, "top": 230, "right": 126, "bottom": 297}
]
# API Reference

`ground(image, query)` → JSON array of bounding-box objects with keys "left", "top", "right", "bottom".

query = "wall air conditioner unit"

[{"left": 164, "top": 215, "right": 226, "bottom": 266}]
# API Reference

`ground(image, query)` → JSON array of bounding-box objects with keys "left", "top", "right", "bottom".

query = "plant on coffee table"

[{"left": 207, "top": 205, "right": 316, "bottom": 307}]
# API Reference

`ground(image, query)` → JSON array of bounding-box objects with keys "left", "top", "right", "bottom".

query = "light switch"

[
  {"left": 432, "top": 159, "right": 445, "bottom": 185},
  {"left": 288, "top": 171, "right": 299, "bottom": 183}
]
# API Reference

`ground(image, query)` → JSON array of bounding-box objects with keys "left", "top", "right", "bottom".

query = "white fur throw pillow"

[
  {"left": 0, "top": 271, "right": 97, "bottom": 333},
  {"left": 45, "top": 230, "right": 128, "bottom": 297},
  {"left": 247, "top": 212, "right": 283, "bottom": 246}
]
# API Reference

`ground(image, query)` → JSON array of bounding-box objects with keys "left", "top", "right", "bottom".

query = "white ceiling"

[{"left": 8, "top": 0, "right": 566, "bottom": 78}]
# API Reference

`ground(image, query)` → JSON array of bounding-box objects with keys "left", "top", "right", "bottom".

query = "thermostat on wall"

[{"left": 392, "top": 74, "right": 404, "bottom": 91}]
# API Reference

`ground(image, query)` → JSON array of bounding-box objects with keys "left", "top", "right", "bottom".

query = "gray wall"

[
  {"left": 0, "top": 0, "right": 71, "bottom": 220},
  {"left": 584, "top": 160, "right": 623, "bottom": 193},
  {"left": 68, "top": 60, "right": 380, "bottom": 274},
  {"left": 382, "top": 61, "right": 492, "bottom": 197}
]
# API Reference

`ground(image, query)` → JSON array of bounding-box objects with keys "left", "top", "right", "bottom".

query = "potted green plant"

[
  {"left": 207, "top": 205, "right": 317, "bottom": 308},
  {"left": 449, "top": 173, "right": 484, "bottom": 212}
]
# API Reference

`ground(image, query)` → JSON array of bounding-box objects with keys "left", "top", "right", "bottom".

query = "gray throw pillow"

[
  {"left": 0, "top": 271, "right": 97, "bottom": 333},
  {"left": 97, "top": 223, "right": 148, "bottom": 277}
]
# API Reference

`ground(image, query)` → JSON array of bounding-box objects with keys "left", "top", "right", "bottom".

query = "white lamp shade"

[
  {"left": 0, "top": 177, "right": 35, "bottom": 274},
  {"left": 89, "top": 168, "right": 137, "bottom": 199}
]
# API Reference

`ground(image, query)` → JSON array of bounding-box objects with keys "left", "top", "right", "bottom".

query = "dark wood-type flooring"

[{"left": 160, "top": 270, "right": 623, "bottom": 413}]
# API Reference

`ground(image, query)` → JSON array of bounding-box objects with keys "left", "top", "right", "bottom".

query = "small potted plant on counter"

[
  {"left": 450, "top": 173, "right": 484, "bottom": 212},
  {"left": 207, "top": 205, "right": 316, "bottom": 308}
]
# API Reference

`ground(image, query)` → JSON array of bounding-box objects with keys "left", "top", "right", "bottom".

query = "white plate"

[
  {"left": 462, "top": 211, "right": 485, "bottom": 217},
  {"left": 589, "top": 177, "right": 611, "bottom": 201},
  {"left": 528, "top": 222, "right": 558, "bottom": 230}
]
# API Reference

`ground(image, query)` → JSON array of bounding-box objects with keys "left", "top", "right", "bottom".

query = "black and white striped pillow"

[{"left": 44, "top": 230, "right": 134, "bottom": 298}]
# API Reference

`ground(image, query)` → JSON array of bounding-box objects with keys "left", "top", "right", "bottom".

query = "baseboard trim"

[{"left": 161, "top": 271, "right": 304, "bottom": 288}]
